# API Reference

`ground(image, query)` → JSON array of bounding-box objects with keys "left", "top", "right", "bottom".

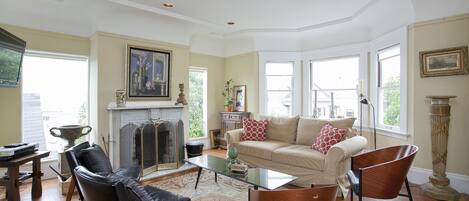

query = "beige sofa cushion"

[
  {"left": 272, "top": 145, "right": 325, "bottom": 170},
  {"left": 296, "top": 118, "right": 356, "bottom": 146},
  {"left": 260, "top": 116, "right": 299, "bottom": 143},
  {"left": 234, "top": 140, "right": 289, "bottom": 160}
]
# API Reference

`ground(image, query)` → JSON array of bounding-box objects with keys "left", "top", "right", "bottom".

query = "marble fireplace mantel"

[{"left": 107, "top": 101, "right": 184, "bottom": 169}]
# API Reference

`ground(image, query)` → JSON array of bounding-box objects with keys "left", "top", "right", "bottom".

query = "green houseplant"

[{"left": 222, "top": 79, "right": 234, "bottom": 112}]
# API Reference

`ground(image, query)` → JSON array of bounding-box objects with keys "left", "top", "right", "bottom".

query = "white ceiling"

[
  {"left": 0, "top": 0, "right": 469, "bottom": 56},
  {"left": 113, "top": 0, "right": 374, "bottom": 33}
]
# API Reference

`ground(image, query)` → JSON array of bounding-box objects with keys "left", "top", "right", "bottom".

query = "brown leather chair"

[
  {"left": 248, "top": 184, "right": 338, "bottom": 201},
  {"left": 347, "top": 145, "right": 418, "bottom": 201}
]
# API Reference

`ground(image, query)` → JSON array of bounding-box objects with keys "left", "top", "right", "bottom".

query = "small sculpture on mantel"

[
  {"left": 116, "top": 89, "right": 126, "bottom": 107},
  {"left": 175, "top": 83, "right": 188, "bottom": 105}
]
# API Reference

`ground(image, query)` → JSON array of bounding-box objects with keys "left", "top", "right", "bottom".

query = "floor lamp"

[{"left": 360, "top": 98, "right": 377, "bottom": 150}]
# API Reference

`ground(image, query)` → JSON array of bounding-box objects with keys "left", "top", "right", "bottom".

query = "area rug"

[{"left": 150, "top": 170, "right": 250, "bottom": 201}]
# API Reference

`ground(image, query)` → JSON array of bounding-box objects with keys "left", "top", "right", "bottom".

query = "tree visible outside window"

[
  {"left": 188, "top": 68, "right": 207, "bottom": 139},
  {"left": 22, "top": 52, "right": 89, "bottom": 153},
  {"left": 378, "top": 45, "right": 400, "bottom": 129}
]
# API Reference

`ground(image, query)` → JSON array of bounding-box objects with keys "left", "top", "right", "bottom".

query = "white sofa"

[{"left": 225, "top": 116, "right": 367, "bottom": 194}]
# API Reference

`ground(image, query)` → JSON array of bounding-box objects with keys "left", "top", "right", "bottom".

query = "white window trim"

[
  {"left": 258, "top": 52, "right": 302, "bottom": 116},
  {"left": 21, "top": 50, "right": 90, "bottom": 157},
  {"left": 370, "top": 27, "right": 408, "bottom": 136},
  {"left": 302, "top": 43, "right": 369, "bottom": 123},
  {"left": 188, "top": 66, "right": 208, "bottom": 138}
]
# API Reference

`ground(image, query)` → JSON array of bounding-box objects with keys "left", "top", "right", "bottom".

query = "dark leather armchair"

[
  {"left": 74, "top": 166, "right": 191, "bottom": 201},
  {"left": 347, "top": 145, "right": 418, "bottom": 201},
  {"left": 248, "top": 184, "right": 338, "bottom": 201},
  {"left": 65, "top": 141, "right": 141, "bottom": 200}
]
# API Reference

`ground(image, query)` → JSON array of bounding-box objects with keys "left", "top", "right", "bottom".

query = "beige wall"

[
  {"left": 0, "top": 24, "right": 89, "bottom": 145},
  {"left": 189, "top": 53, "right": 225, "bottom": 131},
  {"left": 91, "top": 32, "right": 191, "bottom": 145},
  {"left": 225, "top": 52, "right": 259, "bottom": 114},
  {"left": 409, "top": 15, "right": 469, "bottom": 176}
]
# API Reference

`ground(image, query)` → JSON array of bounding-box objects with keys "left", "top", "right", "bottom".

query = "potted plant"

[{"left": 222, "top": 79, "right": 234, "bottom": 112}]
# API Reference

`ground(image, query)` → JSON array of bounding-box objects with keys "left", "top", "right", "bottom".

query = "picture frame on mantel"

[
  {"left": 126, "top": 45, "right": 172, "bottom": 100},
  {"left": 233, "top": 85, "right": 247, "bottom": 112},
  {"left": 420, "top": 46, "right": 468, "bottom": 78}
]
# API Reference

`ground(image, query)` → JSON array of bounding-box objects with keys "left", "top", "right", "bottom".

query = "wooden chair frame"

[
  {"left": 248, "top": 184, "right": 338, "bottom": 201},
  {"left": 348, "top": 145, "right": 418, "bottom": 201}
]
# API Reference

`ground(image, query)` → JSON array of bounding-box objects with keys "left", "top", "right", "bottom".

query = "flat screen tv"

[{"left": 0, "top": 27, "right": 26, "bottom": 88}]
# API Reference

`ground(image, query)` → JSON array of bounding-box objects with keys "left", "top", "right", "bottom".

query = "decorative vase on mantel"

[{"left": 421, "top": 96, "right": 460, "bottom": 201}]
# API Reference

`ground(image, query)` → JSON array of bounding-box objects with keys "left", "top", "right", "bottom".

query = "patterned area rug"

[{"left": 150, "top": 170, "right": 250, "bottom": 201}]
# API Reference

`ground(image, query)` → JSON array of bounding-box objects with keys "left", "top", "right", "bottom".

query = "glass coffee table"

[{"left": 185, "top": 155, "right": 297, "bottom": 190}]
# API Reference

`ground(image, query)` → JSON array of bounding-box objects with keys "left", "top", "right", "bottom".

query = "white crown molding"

[
  {"left": 225, "top": 0, "right": 378, "bottom": 36},
  {"left": 107, "top": 0, "right": 378, "bottom": 36},
  {"left": 107, "top": 0, "right": 222, "bottom": 28}
]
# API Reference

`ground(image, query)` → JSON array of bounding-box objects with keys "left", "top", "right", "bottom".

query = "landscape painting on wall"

[
  {"left": 127, "top": 45, "right": 171, "bottom": 100},
  {"left": 420, "top": 46, "right": 468, "bottom": 77}
]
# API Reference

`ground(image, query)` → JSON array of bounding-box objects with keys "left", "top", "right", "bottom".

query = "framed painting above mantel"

[{"left": 126, "top": 45, "right": 172, "bottom": 100}]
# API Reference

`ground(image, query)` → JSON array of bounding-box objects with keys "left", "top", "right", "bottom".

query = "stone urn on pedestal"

[
  {"left": 50, "top": 125, "right": 92, "bottom": 149},
  {"left": 421, "top": 96, "right": 460, "bottom": 200}
]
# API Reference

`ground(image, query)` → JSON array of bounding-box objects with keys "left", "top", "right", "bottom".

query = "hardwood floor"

[{"left": 1, "top": 148, "right": 467, "bottom": 201}]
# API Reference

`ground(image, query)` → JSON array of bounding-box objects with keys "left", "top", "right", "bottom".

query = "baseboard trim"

[{"left": 408, "top": 167, "right": 469, "bottom": 194}]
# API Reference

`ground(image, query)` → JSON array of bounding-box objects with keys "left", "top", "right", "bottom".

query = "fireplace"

[
  {"left": 107, "top": 103, "right": 185, "bottom": 176},
  {"left": 119, "top": 120, "right": 181, "bottom": 175}
]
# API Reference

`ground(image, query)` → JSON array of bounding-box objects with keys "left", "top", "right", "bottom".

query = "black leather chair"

[
  {"left": 74, "top": 166, "right": 191, "bottom": 201},
  {"left": 65, "top": 141, "right": 141, "bottom": 200}
]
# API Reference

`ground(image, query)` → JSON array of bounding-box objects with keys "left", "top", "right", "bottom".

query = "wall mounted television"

[{"left": 0, "top": 27, "right": 26, "bottom": 88}]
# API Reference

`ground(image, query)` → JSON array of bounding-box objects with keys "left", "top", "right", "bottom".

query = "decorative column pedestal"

[{"left": 421, "top": 96, "right": 460, "bottom": 201}]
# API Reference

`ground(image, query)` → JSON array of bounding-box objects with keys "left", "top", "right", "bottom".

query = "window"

[
  {"left": 22, "top": 52, "right": 89, "bottom": 153},
  {"left": 264, "top": 62, "right": 294, "bottom": 116},
  {"left": 188, "top": 67, "right": 207, "bottom": 139},
  {"left": 377, "top": 45, "right": 400, "bottom": 130},
  {"left": 310, "top": 56, "right": 359, "bottom": 118}
]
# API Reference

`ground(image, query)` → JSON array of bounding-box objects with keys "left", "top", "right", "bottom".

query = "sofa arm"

[
  {"left": 325, "top": 136, "right": 368, "bottom": 171},
  {"left": 225, "top": 128, "right": 243, "bottom": 147}
]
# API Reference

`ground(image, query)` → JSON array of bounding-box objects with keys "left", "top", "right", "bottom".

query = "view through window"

[
  {"left": 265, "top": 62, "right": 294, "bottom": 116},
  {"left": 22, "top": 52, "right": 89, "bottom": 154},
  {"left": 377, "top": 45, "right": 400, "bottom": 130},
  {"left": 311, "top": 56, "right": 359, "bottom": 118},
  {"left": 188, "top": 68, "right": 207, "bottom": 139}
]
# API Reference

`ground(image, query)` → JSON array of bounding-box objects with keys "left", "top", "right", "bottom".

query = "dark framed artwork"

[
  {"left": 420, "top": 46, "right": 468, "bottom": 78},
  {"left": 233, "top": 85, "right": 246, "bottom": 112},
  {"left": 126, "top": 45, "right": 172, "bottom": 100}
]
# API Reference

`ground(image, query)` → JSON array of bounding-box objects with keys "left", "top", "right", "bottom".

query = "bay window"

[
  {"left": 377, "top": 45, "right": 401, "bottom": 130},
  {"left": 310, "top": 56, "right": 360, "bottom": 118}
]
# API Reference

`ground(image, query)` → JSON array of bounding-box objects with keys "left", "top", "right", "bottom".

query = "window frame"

[
  {"left": 370, "top": 27, "right": 408, "bottom": 136},
  {"left": 188, "top": 66, "right": 208, "bottom": 139},
  {"left": 302, "top": 43, "right": 369, "bottom": 123},
  {"left": 21, "top": 50, "right": 90, "bottom": 153},
  {"left": 309, "top": 55, "right": 361, "bottom": 119},
  {"left": 258, "top": 52, "right": 301, "bottom": 116}
]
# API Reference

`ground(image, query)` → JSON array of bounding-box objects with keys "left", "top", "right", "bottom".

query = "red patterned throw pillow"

[
  {"left": 241, "top": 118, "right": 268, "bottom": 141},
  {"left": 312, "top": 123, "right": 347, "bottom": 154}
]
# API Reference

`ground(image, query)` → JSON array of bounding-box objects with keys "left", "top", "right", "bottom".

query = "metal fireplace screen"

[{"left": 120, "top": 120, "right": 181, "bottom": 176}]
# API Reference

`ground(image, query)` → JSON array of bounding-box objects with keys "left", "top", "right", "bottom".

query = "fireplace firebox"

[{"left": 108, "top": 103, "right": 185, "bottom": 176}]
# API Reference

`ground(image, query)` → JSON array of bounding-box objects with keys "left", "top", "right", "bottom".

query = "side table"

[{"left": 0, "top": 151, "right": 50, "bottom": 201}]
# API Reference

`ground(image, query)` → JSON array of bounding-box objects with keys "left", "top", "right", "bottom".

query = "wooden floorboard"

[{"left": 0, "top": 148, "right": 467, "bottom": 201}]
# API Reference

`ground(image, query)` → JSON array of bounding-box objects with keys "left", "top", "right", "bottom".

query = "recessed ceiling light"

[
  {"left": 163, "top": 3, "right": 174, "bottom": 8},
  {"left": 227, "top": 22, "right": 235, "bottom": 25}
]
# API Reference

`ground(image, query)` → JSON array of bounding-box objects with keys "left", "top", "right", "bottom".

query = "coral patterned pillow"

[
  {"left": 312, "top": 123, "right": 347, "bottom": 154},
  {"left": 241, "top": 118, "right": 268, "bottom": 141}
]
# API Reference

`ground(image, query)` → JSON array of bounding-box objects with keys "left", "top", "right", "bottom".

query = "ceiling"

[
  {"left": 112, "top": 0, "right": 374, "bottom": 33},
  {"left": 0, "top": 0, "right": 469, "bottom": 56}
]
